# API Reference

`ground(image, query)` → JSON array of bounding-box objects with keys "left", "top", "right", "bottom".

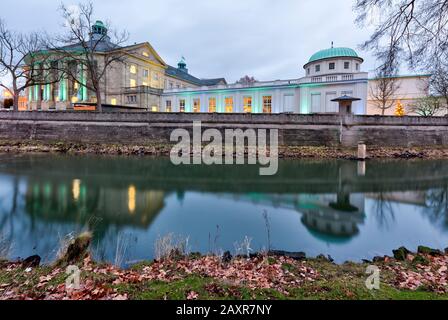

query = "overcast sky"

[{"left": 2, "top": 0, "right": 378, "bottom": 83}]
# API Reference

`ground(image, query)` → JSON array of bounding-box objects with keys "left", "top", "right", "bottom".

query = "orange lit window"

[
  {"left": 225, "top": 97, "right": 233, "bottom": 113},
  {"left": 243, "top": 96, "right": 252, "bottom": 113},
  {"left": 208, "top": 97, "right": 216, "bottom": 112},
  {"left": 193, "top": 98, "right": 200, "bottom": 112},
  {"left": 263, "top": 96, "right": 272, "bottom": 113}
]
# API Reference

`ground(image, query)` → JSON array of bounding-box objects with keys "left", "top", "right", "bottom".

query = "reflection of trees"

[
  {"left": 424, "top": 187, "right": 448, "bottom": 227},
  {"left": 0, "top": 176, "right": 20, "bottom": 245},
  {"left": 372, "top": 193, "right": 396, "bottom": 230}
]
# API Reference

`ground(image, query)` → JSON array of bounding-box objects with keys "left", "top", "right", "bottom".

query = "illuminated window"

[
  {"left": 225, "top": 97, "right": 233, "bottom": 113},
  {"left": 151, "top": 106, "right": 158, "bottom": 112},
  {"left": 130, "top": 65, "right": 137, "bottom": 74},
  {"left": 142, "top": 51, "right": 149, "bottom": 57},
  {"left": 143, "top": 69, "right": 149, "bottom": 78},
  {"left": 111, "top": 98, "right": 117, "bottom": 105},
  {"left": 329, "top": 62, "right": 335, "bottom": 70},
  {"left": 315, "top": 65, "right": 320, "bottom": 72},
  {"left": 130, "top": 79, "right": 137, "bottom": 88},
  {"left": 263, "top": 96, "right": 272, "bottom": 113},
  {"left": 142, "top": 81, "right": 148, "bottom": 87},
  {"left": 71, "top": 96, "right": 78, "bottom": 103},
  {"left": 344, "top": 62, "right": 350, "bottom": 69},
  {"left": 166, "top": 100, "right": 172, "bottom": 112},
  {"left": 243, "top": 96, "right": 252, "bottom": 113},
  {"left": 179, "top": 99, "right": 185, "bottom": 112},
  {"left": 208, "top": 97, "right": 216, "bottom": 112},
  {"left": 193, "top": 98, "right": 200, "bottom": 112}
]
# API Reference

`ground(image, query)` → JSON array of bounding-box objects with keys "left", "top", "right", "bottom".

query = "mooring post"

[{"left": 357, "top": 141, "right": 367, "bottom": 160}]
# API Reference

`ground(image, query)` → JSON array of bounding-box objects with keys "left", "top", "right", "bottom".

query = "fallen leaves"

[{"left": 385, "top": 253, "right": 448, "bottom": 293}]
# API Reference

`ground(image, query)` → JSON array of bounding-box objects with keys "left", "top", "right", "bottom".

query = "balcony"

[{"left": 123, "top": 86, "right": 163, "bottom": 95}]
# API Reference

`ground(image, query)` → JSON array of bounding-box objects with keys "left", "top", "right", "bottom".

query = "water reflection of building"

[
  {"left": 301, "top": 192, "right": 365, "bottom": 241},
  {"left": 222, "top": 191, "right": 366, "bottom": 242},
  {"left": 24, "top": 179, "right": 166, "bottom": 230}
]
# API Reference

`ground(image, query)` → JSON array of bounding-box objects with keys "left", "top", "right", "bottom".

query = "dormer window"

[
  {"left": 315, "top": 65, "right": 321, "bottom": 72},
  {"left": 329, "top": 62, "right": 335, "bottom": 70},
  {"left": 344, "top": 62, "right": 350, "bottom": 69}
]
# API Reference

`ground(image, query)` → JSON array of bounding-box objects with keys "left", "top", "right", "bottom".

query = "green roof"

[{"left": 308, "top": 47, "right": 361, "bottom": 64}]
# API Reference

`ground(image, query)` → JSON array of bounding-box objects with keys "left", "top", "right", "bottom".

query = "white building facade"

[{"left": 161, "top": 47, "right": 369, "bottom": 115}]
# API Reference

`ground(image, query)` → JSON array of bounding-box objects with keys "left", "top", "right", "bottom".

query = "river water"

[{"left": 0, "top": 154, "right": 447, "bottom": 266}]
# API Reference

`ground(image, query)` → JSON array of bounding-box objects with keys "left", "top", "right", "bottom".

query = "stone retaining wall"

[{"left": 0, "top": 111, "right": 447, "bottom": 147}]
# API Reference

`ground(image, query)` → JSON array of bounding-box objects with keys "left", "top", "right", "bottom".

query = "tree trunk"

[
  {"left": 95, "top": 88, "right": 102, "bottom": 113},
  {"left": 12, "top": 81, "right": 18, "bottom": 112},
  {"left": 12, "top": 95, "right": 19, "bottom": 112}
]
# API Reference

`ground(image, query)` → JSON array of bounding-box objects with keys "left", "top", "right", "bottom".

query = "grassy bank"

[
  {"left": 2, "top": 250, "right": 448, "bottom": 300},
  {"left": 1, "top": 139, "right": 448, "bottom": 159}
]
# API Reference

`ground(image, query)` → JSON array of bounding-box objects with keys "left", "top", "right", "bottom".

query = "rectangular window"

[
  {"left": 329, "top": 62, "right": 335, "bottom": 70},
  {"left": 307, "top": 68, "right": 310, "bottom": 75},
  {"left": 130, "top": 79, "right": 137, "bottom": 88},
  {"left": 142, "top": 81, "right": 148, "bottom": 87},
  {"left": 225, "top": 97, "right": 233, "bottom": 113},
  {"left": 169, "top": 82, "right": 173, "bottom": 89},
  {"left": 208, "top": 97, "right": 216, "bottom": 112},
  {"left": 315, "top": 65, "right": 320, "bottom": 72},
  {"left": 142, "top": 51, "right": 149, "bottom": 57},
  {"left": 153, "top": 73, "right": 159, "bottom": 81},
  {"left": 111, "top": 98, "right": 117, "bottom": 105},
  {"left": 143, "top": 69, "right": 149, "bottom": 78},
  {"left": 263, "top": 96, "right": 272, "bottom": 113},
  {"left": 344, "top": 62, "right": 350, "bottom": 69},
  {"left": 356, "top": 63, "right": 359, "bottom": 71},
  {"left": 243, "top": 96, "right": 252, "bottom": 113},
  {"left": 193, "top": 98, "right": 201, "bottom": 112},
  {"left": 311, "top": 93, "right": 321, "bottom": 113},
  {"left": 127, "top": 95, "right": 137, "bottom": 104},
  {"left": 151, "top": 106, "right": 158, "bottom": 112},
  {"left": 130, "top": 65, "right": 137, "bottom": 74},
  {"left": 179, "top": 99, "right": 185, "bottom": 112},
  {"left": 166, "top": 100, "right": 172, "bottom": 112}
]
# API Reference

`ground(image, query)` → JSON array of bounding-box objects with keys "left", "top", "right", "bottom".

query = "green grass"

[{"left": 2, "top": 257, "right": 448, "bottom": 300}]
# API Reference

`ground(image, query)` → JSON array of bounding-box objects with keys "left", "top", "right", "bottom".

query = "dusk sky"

[{"left": 2, "top": 0, "right": 378, "bottom": 83}]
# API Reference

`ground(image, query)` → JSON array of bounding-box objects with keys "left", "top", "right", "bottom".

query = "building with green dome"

[
  {"left": 162, "top": 46, "right": 370, "bottom": 114},
  {"left": 25, "top": 30, "right": 429, "bottom": 114}
]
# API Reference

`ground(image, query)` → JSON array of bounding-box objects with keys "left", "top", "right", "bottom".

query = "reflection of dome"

[
  {"left": 301, "top": 210, "right": 361, "bottom": 238},
  {"left": 308, "top": 47, "right": 362, "bottom": 64}
]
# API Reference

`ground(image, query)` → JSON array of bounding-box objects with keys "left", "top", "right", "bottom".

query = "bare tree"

[
  {"left": 236, "top": 75, "right": 257, "bottom": 86},
  {"left": 48, "top": 2, "right": 129, "bottom": 112},
  {"left": 355, "top": 0, "right": 448, "bottom": 70},
  {"left": 409, "top": 95, "right": 443, "bottom": 116},
  {"left": 0, "top": 19, "right": 57, "bottom": 111},
  {"left": 369, "top": 66, "right": 400, "bottom": 115},
  {"left": 430, "top": 63, "right": 448, "bottom": 115}
]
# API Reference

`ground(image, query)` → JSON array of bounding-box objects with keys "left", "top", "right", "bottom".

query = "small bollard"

[{"left": 357, "top": 142, "right": 367, "bottom": 160}]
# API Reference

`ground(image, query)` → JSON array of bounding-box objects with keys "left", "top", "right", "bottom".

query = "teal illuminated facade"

[{"left": 162, "top": 46, "right": 369, "bottom": 115}]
